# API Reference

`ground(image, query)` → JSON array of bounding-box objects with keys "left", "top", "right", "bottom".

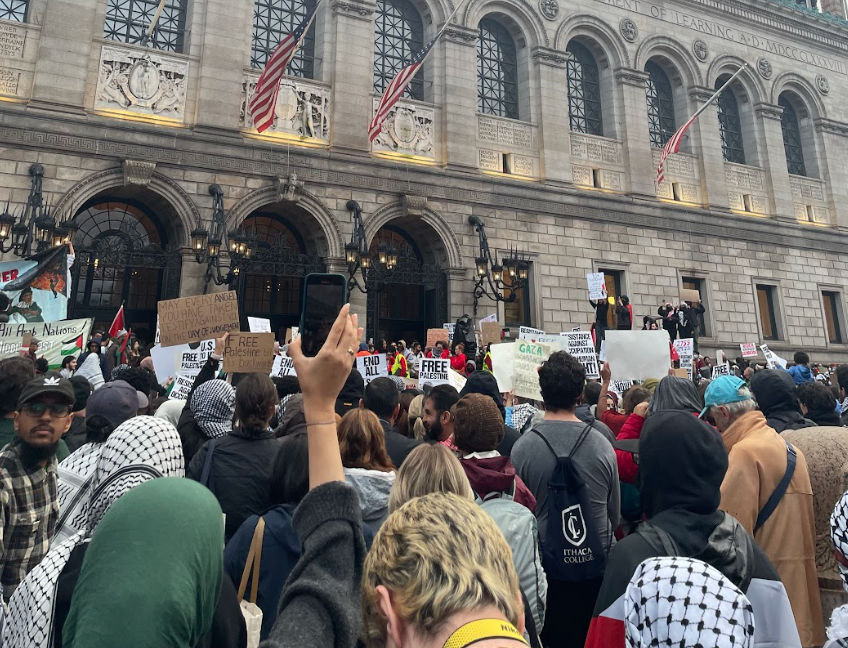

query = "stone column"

[
  {"left": 532, "top": 47, "right": 571, "bottom": 186},
  {"left": 813, "top": 119, "right": 848, "bottom": 232},
  {"left": 754, "top": 102, "right": 794, "bottom": 221},
  {"left": 688, "top": 87, "right": 729, "bottom": 210},
  {"left": 192, "top": 0, "right": 252, "bottom": 134},
  {"left": 439, "top": 26, "right": 479, "bottom": 171},
  {"left": 30, "top": 0, "right": 99, "bottom": 111},
  {"left": 329, "top": 0, "right": 377, "bottom": 153},
  {"left": 613, "top": 68, "right": 655, "bottom": 198}
]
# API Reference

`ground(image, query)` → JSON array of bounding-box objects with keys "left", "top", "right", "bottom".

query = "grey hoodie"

[{"left": 343, "top": 467, "right": 395, "bottom": 530}]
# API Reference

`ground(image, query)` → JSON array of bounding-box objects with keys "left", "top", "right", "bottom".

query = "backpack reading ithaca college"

[{"left": 532, "top": 422, "right": 607, "bottom": 582}]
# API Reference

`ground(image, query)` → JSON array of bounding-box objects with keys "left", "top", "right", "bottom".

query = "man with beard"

[
  {"left": 0, "top": 371, "right": 74, "bottom": 600},
  {"left": 361, "top": 377, "right": 421, "bottom": 468},
  {"left": 421, "top": 384, "right": 460, "bottom": 445}
]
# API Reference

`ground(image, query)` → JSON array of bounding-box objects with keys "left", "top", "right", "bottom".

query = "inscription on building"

[
  {"left": 790, "top": 176, "right": 825, "bottom": 201},
  {"left": 725, "top": 164, "right": 764, "bottom": 191},
  {"left": 478, "top": 116, "right": 532, "bottom": 149},
  {"left": 651, "top": 150, "right": 695, "bottom": 178},
  {"left": 570, "top": 134, "right": 621, "bottom": 166},
  {"left": 0, "top": 24, "right": 25, "bottom": 59},
  {"left": 0, "top": 67, "right": 20, "bottom": 95}
]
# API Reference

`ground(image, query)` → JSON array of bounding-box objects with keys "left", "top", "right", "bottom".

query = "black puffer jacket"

[{"left": 749, "top": 369, "right": 816, "bottom": 433}]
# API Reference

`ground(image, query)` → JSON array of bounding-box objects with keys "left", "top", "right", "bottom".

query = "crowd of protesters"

[{"left": 3, "top": 300, "right": 848, "bottom": 648}]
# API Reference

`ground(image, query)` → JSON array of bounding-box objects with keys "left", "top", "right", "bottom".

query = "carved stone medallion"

[
  {"left": 539, "top": 0, "right": 559, "bottom": 21},
  {"left": 692, "top": 39, "right": 708, "bottom": 62},
  {"left": 816, "top": 74, "right": 830, "bottom": 95},
  {"left": 619, "top": 18, "right": 638, "bottom": 42},
  {"left": 757, "top": 58, "right": 772, "bottom": 79}
]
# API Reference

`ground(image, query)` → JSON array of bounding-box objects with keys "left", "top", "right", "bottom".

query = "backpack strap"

[
  {"left": 754, "top": 441, "right": 797, "bottom": 534},
  {"left": 199, "top": 438, "right": 219, "bottom": 490},
  {"left": 635, "top": 520, "right": 681, "bottom": 557},
  {"left": 532, "top": 422, "right": 594, "bottom": 461}
]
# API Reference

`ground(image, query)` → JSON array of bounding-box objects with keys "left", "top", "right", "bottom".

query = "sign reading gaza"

[{"left": 157, "top": 291, "right": 240, "bottom": 347}]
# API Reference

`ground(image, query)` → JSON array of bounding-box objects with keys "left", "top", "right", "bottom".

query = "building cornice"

[
  {"left": 614, "top": 68, "right": 648, "bottom": 88},
  {"left": 814, "top": 117, "right": 848, "bottom": 137},
  {"left": 754, "top": 102, "right": 784, "bottom": 121},
  {"left": 531, "top": 46, "right": 568, "bottom": 68}
]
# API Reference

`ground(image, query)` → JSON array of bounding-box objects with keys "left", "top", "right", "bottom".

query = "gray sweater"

[
  {"left": 261, "top": 481, "right": 366, "bottom": 648},
  {"left": 511, "top": 419, "right": 620, "bottom": 550}
]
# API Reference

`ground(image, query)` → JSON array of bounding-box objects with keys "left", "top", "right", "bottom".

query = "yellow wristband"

[{"left": 443, "top": 619, "right": 528, "bottom": 648}]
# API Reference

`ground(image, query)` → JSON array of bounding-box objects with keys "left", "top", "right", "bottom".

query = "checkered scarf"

[
  {"left": 624, "top": 557, "right": 755, "bottom": 648},
  {"left": 831, "top": 490, "right": 848, "bottom": 593},
  {"left": 191, "top": 380, "right": 235, "bottom": 439},
  {"left": 2, "top": 417, "right": 184, "bottom": 648}
]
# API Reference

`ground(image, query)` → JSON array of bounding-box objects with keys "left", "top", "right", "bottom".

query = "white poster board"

[
  {"left": 605, "top": 330, "right": 671, "bottom": 381},
  {"left": 712, "top": 362, "right": 732, "bottom": 378},
  {"left": 442, "top": 323, "right": 455, "bottom": 344},
  {"left": 490, "top": 343, "right": 515, "bottom": 393},
  {"left": 419, "top": 358, "right": 451, "bottom": 387},
  {"left": 357, "top": 353, "right": 388, "bottom": 384},
  {"left": 586, "top": 272, "right": 607, "bottom": 300},
  {"left": 169, "top": 374, "right": 195, "bottom": 400},
  {"left": 518, "top": 326, "right": 545, "bottom": 342},
  {"left": 561, "top": 331, "right": 600, "bottom": 379},
  {"left": 740, "top": 343, "right": 758, "bottom": 358},
  {"left": 247, "top": 317, "right": 272, "bottom": 333},
  {"left": 270, "top": 355, "right": 297, "bottom": 378},
  {"left": 149, "top": 340, "right": 214, "bottom": 384}
]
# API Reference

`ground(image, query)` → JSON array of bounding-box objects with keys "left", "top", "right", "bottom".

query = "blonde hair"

[
  {"left": 362, "top": 492, "right": 522, "bottom": 647},
  {"left": 387, "top": 444, "right": 473, "bottom": 513},
  {"left": 407, "top": 394, "right": 426, "bottom": 441},
  {"left": 337, "top": 409, "right": 395, "bottom": 472}
]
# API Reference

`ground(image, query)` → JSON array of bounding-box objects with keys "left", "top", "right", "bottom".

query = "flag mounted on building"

[
  {"left": 248, "top": 1, "right": 321, "bottom": 133},
  {"left": 656, "top": 65, "right": 746, "bottom": 186}
]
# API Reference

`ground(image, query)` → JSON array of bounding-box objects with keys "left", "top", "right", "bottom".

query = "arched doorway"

[
  {"left": 366, "top": 225, "right": 447, "bottom": 345},
  {"left": 236, "top": 211, "right": 325, "bottom": 339},
  {"left": 69, "top": 198, "right": 182, "bottom": 343}
]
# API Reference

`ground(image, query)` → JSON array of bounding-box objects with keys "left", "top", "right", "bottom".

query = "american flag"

[
  {"left": 656, "top": 114, "right": 696, "bottom": 186},
  {"left": 249, "top": 2, "right": 320, "bottom": 133},
  {"left": 368, "top": 35, "right": 437, "bottom": 142}
]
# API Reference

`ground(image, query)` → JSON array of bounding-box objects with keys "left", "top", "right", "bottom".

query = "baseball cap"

[
  {"left": 86, "top": 380, "right": 145, "bottom": 430},
  {"left": 17, "top": 372, "right": 75, "bottom": 409},
  {"left": 700, "top": 375, "right": 751, "bottom": 418}
]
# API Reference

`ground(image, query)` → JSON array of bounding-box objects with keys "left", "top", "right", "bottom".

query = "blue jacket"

[
  {"left": 224, "top": 503, "right": 374, "bottom": 639},
  {"left": 787, "top": 364, "right": 814, "bottom": 385}
]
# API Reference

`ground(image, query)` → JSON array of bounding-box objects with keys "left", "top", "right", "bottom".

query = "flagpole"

[
  {"left": 689, "top": 64, "right": 747, "bottom": 121},
  {"left": 141, "top": 0, "right": 168, "bottom": 46},
  {"left": 421, "top": 0, "right": 465, "bottom": 66}
]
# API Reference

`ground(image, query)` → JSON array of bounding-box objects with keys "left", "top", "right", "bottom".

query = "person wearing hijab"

[
  {"left": 62, "top": 478, "right": 244, "bottom": 648},
  {"left": 826, "top": 490, "right": 848, "bottom": 647},
  {"left": 154, "top": 399, "right": 186, "bottom": 427},
  {"left": 624, "top": 557, "right": 755, "bottom": 648},
  {"left": 76, "top": 341, "right": 109, "bottom": 383},
  {"left": 3, "top": 417, "right": 185, "bottom": 648}
]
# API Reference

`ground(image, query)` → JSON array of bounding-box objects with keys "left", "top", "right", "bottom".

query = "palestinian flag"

[{"left": 61, "top": 335, "right": 84, "bottom": 356}]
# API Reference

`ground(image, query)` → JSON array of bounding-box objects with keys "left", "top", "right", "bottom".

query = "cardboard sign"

[
  {"left": 481, "top": 322, "right": 502, "bottom": 346},
  {"left": 490, "top": 343, "right": 515, "bottom": 393},
  {"left": 357, "top": 353, "right": 388, "bottom": 384},
  {"left": 518, "top": 326, "right": 545, "bottom": 342},
  {"left": 672, "top": 368, "right": 690, "bottom": 378},
  {"left": 561, "top": 331, "right": 600, "bottom": 379},
  {"left": 587, "top": 272, "right": 608, "bottom": 300},
  {"left": 400, "top": 376, "right": 419, "bottom": 389},
  {"left": 740, "top": 343, "right": 758, "bottom": 358},
  {"left": 680, "top": 288, "right": 701, "bottom": 303},
  {"left": 419, "top": 358, "right": 451, "bottom": 387},
  {"left": 513, "top": 341, "right": 550, "bottom": 401},
  {"left": 223, "top": 333, "right": 275, "bottom": 373},
  {"left": 270, "top": 355, "right": 297, "bottom": 378},
  {"left": 157, "top": 291, "right": 240, "bottom": 347},
  {"left": 712, "top": 362, "right": 732, "bottom": 378},
  {"left": 673, "top": 338, "right": 694, "bottom": 380},
  {"left": 169, "top": 374, "right": 195, "bottom": 400},
  {"left": 247, "top": 317, "right": 272, "bottom": 333},
  {"left": 478, "top": 313, "right": 497, "bottom": 329},
  {"left": 605, "top": 330, "right": 671, "bottom": 381},
  {"left": 426, "top": 328, "right": 450, "bottom": 349}
]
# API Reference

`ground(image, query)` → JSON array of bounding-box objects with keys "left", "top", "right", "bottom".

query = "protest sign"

[
  {"left": 357, "top": 353, "right": 388, "bottom": 384},
  {"left": 740, "top": 343, "right": 758, "bottom": 358},
  {"left": 449, "top": 370, "right": 467, "bottom": 392},
  {"left": 490, "top": 343, "right": 515, "bottom": 392},
  {"left": 426, "top": 328, "right": 450, "bottom": 349},
  {"left": 712, "top": 362, "right": 732, "bottom": 378},
  {"left": 605, "top": 330, "right": 670, "bottom": 380},
  {"left": 157, "top": 291, "right": 240, "bottom": 347},
  {"left": 672, "top": 368, "right": 689, "bottom": 378},
  {"left": 598, "top": 340, "right": 606, "bottom": 363},
  {"left": 680, "top": 288, "right": 701, "bottom": 303},
  {"left": 169, "top": 374, "right": 195, "bottom": 401},
  {"left": 248, "top": 317, "right": 272, "bottom": 333},
  {"left": 586, "top": 272, "right": 607, "bottom": 300},
  {"left": 561, "top": 331, "right": 600, "bottom": 379},
  {"left": 673, "top": 338, "right": 694, "bottom": 380},
  {"left": 518, "top": 326, "right": 545, "bottom": 342},
  {"left": 0, "top": 318, "right": 92, "bottom": 368},
  {"left": 270, "top": 355, "right": 297, "bottom": 378},
  {"left": 513, "top": 341, "right": 550, "bottom": 400},
  {"left": 481, "top": 322, "right": 502, "bottom": 346},
  {"left": 1, "top": 247, "right": 71, "bottom": 323},
  {"left": 400, "top": 376, "right": 419, "bottom": 389},
  {"left": 149, "top": 339, "right": 214, "bottom": 383},
  {"left": 442, "top": 323, "right": 455, "bottom": 344},
  {"left": 537, "top": 334, "right": 565, "bottom": 351},
  {"left": 478, "top": 313, "right": 497, "bottom": 329},
  {"left": 760, "top": 345, "right": 788, "bottom": 370},
  {"left": 223, "top": 333, "right": 275, "bottom": 373},
  {"left": 609, "top": 379, "right": 634, "bottom": 394},
  {"left": 572, "top": 326, "right": 582, "bottom": 332},
  {"left": 419, "top": 358, "right": 451, "bottom": 387}
]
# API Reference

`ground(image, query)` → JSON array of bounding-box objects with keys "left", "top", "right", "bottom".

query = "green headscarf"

[{"left": 63, "top": 478, "right": 224, "bottom": 648}]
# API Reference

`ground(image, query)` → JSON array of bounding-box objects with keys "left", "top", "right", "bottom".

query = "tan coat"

[{"left": 720, "top": 410, "right": 825, "bottom": 647}]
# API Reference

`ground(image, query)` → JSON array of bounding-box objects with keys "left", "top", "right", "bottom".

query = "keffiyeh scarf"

[
  {"left": 110, "top": 364, "right": 130, "bottom": 381},
  {"left": 624, "top": 557, "right": 755, "bottom": 648},
  {"left": 3, "top": 417, "right": 184, "bottom": 648},
  {"left": 191, "top": 380, "right": 235, "bottom": 439},
  {"left": 831, "top": 490, "right": 848, "bottom": 592},
  {"left": 53, "top": 443, "right": 103, "bottom": 545}
]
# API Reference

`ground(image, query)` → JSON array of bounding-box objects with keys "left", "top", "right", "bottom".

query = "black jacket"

[
  {"left": 380, "top": 419, "right": 422, "bottom": 468},
  {"left": 178, "top": 356, "right": 222, "bottom": 464},
  {"left": 592, "top": 300, "right": 609, "bottom": 325},
  {"left": 187, "top": 428, "right": 280, "bottom": 542},
  {"left": 750, "top": 369, "right": 817, "bottom": 433}
]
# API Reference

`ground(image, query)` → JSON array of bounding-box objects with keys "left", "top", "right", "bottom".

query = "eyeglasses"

[{"left": 22, "top": 402, "right": 71, "bottom": 418}]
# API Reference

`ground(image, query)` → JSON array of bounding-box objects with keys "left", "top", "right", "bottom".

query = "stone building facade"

[{"left": 1, "top": 0, "right": 848, "bottom": 361}]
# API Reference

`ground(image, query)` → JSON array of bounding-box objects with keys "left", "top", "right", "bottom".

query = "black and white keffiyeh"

[
  {"left": 831, "top": 490, "right": 848, "bottom": 592},
  {"left": 53, "top": 443, "right": 103, "bottom": 545},
  {"left": 191, "top": 379, "right": 235, "bottom": 438},
  {"left": 624, "top": 557, "right": 755, "bottom": 648},
  {"left": 2, "top": 417, "right": 184, "bottom": 648}
]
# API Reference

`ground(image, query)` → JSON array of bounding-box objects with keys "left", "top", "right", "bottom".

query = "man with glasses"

[{"left": 0, "top": 372, "right": 74, "bottom": 600}]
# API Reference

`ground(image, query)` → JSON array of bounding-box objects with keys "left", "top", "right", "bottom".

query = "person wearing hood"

[
  {"left": 750, "top": 369, "right": 816, "bottom": 433},
  {"left": 615, "top": 295, "right": 632, "bottom": 330},
  {"left": 788, "top": 351, "right": 816, "bottom": 386},
  {"left": 335, "top": 366, "right": 364, "bottom": 418},
  {"left": 797, "top": 381, "right": 843, "bottom": 427},
  {"left": 338, "top": 409, "right": 395, "bottom": 530},
  {"left": 459, "top": 371, "right": 520, "bottom": 457},
  {"left": 586, "top": 410, "right": 801, "bottom": 648},
  {"left": 154, "top": 398, "right": 186, "bottom": 427}
]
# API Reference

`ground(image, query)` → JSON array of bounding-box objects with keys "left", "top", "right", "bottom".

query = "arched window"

[
  {"left": 779, "top": 95, "right": 806, "bottom": 176},
  {"left": 374, "top": 0, "right": 424, "bottom": 100},
  {"left": 645, "top": 61, "right": 676, "bottom": 148},
  {"left": 566, "top": 42, "right": 603, "bottom": 136},
  {"left": 477, "top": 18, "right": 518, "bottom": 119},
  {"left": 104, "top": 0, "right": 188, "bottom": 53},
  {"left": 252, "top": 0, "right": 317, "bottom": 77},
  {"left": 0, "top": 0, "right": 28, "bottom": 22},
  {"left": 716, "top": 81, "right": 745, "bottom": 164}
]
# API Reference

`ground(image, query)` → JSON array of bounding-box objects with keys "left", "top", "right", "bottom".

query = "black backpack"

[{"left": 532, "top": 424, "right": 607, "bottom": 582}]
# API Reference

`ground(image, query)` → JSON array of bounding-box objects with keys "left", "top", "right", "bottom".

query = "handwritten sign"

[
  {"left": 357, "top": 353, "right": 388, "bottom": 384},
  {"left": 712, "top": 362, "right": 732, "bottom": 378},
  {"left": 248, "top": 317, "right": 271, "bottom": 333},
  {"left": 426, "top": 328, "right": 450, "bottom": 349},
  {"left": 481, "top": 322, "right": 502, "bottom": 346},
  {"left": 740, "top": 343, "right": 758, "bottom": 358},
  {"left": 513, "top": 341, "right": 550, "bottom": 400},
  {"left": 270, "top": 355, "right": 297, "bottom": 378},
  {"left": 419, "top": 358, "right": 451, "bottom": 387},
  {"left": 609, "top": 379, "right": 634, "bottom": 394},
  {"left": 518, "top": 326, "right": 545, "bottom": 342},
  {"left": 223, "top": 333, "right": 275, "bottom": 373},
  {"left": 169, "top": 374, "right": 195, "bottom": 401},
  {"left": 561, "top": 331, "right": 599, "bottom": 379},
  {"left": 673, "top": 338, "right": 694, "bottom": 380},
  {"left": 157, "top": 291, "right": 240, "bottom": 347},
  {"left": 587, "top": 272, "right": 607, "bottom": 300}
]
